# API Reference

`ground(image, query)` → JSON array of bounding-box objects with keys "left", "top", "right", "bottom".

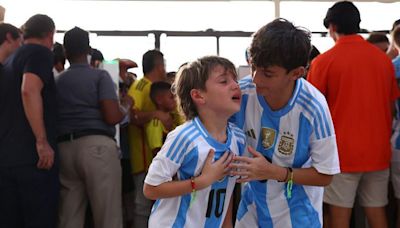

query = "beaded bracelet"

[
  {"left": 278, "top": 167, "right": 289, "bottom": 182},
  {"left": 189, "top": 177, "right": 197, "bottom": 207}
]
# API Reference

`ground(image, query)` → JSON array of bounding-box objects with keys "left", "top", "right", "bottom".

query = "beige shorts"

[
  {"left": 392, "top": 162, "right": 400, "bottom": 199},
  {"left": 324, "top": 169, "right": 389, "bottom": 208}
]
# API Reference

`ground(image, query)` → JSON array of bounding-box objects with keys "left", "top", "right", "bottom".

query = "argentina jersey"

[
  {"left": 391, "top": 99, "right": 400, "bottom": 162},
  {"left": 231, "top": 76, "right": 340, "bottom": 228},
  {"left": 145, "top": 117, "right": 246, "bottom": 228}
]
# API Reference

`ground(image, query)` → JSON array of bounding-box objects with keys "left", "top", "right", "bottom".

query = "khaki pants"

[
  {"left": 58, "top": 135, "right": 122, "bottom": 228},
  {"left": 324, "top": 169, "right": 389, "bottom": 208}
]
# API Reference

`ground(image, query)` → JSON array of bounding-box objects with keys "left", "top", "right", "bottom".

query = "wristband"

[
  {"left": 278, "top": 167, "right": 289, "bottom": 182},
  {"left": 189, "top": 177, "right": 197, "bottom": 207},
  {"left": 190, "top": 177, "right": 196, "bottom": 191},
  {"left": 286, "top": 167, "right": 293, "bottom": 199}
]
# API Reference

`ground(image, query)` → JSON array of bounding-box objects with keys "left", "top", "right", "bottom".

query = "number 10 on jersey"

[{"left": 205, "top": 188, "right": 227, "bottom": 218}]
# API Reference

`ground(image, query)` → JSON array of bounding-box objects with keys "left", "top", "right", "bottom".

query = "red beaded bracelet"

[
  {"left": 189, "top": 177, "right": 197, "bottom": 207},
  {"left": 190, "top": 177, "right": 196, "bottom": 192}
]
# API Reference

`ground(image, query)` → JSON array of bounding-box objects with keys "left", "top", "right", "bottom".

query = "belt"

[{"left": 57, "top": 129, "right": 114, "bottom": 143}]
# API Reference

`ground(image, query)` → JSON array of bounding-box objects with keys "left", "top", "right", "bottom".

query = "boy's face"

[
  {"left": 201, "top": 65, "right": 241, "bottom": 116},
  {"left": 9, "top": 37, "right": 22, "bottom": 52},
  {"left": 252, "top": 65, "right": 301, "bottom": 98},
  {"left": 4, "top": 33, "right": 22, "bottom": 57},
  {"left": 372, "top": 41, "right": 389, "bottom": 53},
  {"left": 157, "top": 90, "right": 176, "bottom": 112}
]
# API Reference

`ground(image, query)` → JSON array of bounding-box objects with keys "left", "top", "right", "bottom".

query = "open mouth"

[{"left": 232, "top": 95, "right": 241, "bottom": 101}]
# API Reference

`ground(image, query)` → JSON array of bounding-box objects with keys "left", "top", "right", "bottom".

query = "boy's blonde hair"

[{"left": 173, "top": 56, "right": 237, "bottom": 120}]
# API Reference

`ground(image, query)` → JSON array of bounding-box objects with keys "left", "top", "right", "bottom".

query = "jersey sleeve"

[
  {"left": 309, "top": 98, "right": 340, "bottom": 175},
  {"left": 310, "top": 135, "right": 340, "bottom": 175},
  {"left": 144, "top": 127, "right": 191, "bottom": 186}
]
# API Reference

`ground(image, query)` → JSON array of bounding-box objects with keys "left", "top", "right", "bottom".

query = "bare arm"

[
  {"left": 130, "top": 109, "right": 173, "bottom": 130},
  {"left": 129, "top": 109, "right": 158, "bottom": 126},
  {"left": 99, "top": 100, "right": 124, "bottom": 125},
  {"left": 100, "top": 93, "right": 134, "bottom": 125},
  {"left": 143, "top": 175, "right": 210, "bottom": 200},
  {"left": 230, "top": 146, "right": 333, "bottom": 186},
  {"left": 143, "top": 150, "right": 232, "bottom": 200},
  {"left": 21, "top": 73, "right": 54, "bottom": 170}
]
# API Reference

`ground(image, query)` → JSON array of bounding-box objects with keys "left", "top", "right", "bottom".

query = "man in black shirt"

[
  {"left": 0, "top": 14, "right": 59, "bottom": 228},
  {"left": 0, "top": 23, "right": 21, "bottom": 128}
]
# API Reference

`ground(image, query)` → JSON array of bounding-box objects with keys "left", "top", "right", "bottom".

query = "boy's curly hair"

[{"left": 250, "top": 18, "right": 311, "bottom": 73}]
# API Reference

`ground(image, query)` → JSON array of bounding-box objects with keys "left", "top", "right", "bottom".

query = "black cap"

[{"left": 323, "top": 1, "right": 360, "bottom": 34}]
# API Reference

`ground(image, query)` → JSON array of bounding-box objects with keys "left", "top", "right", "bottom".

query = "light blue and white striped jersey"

[
  {"left": 232, "top": 76, "right": 340, "bottom": 228},
  {"left": 391, "top": 76, "right": 400, "bottom": 162},
  {"left": 392, "top": 57, "right": 400, "bottom": 162},
  {"left": 393, "top": 56, "right": 400, "bottom": 79},
  {"left": 144, "top": 117, "right": 246, "bottom": 228}
]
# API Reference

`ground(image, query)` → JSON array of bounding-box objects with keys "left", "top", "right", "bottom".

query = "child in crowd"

[
  {"left": 146, "top": 81, "right": 177, "bottom": 155},
  {"left": 367, "top": 32, "right": 390, "bottom": 53},
  {"left": 229, "top": 18, "right": 340, "bottom": 227},
  {"left": 143, "top": 56, "right": 246, "bottom": 228}
]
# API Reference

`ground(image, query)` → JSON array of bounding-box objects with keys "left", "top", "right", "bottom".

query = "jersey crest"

[
  {"left": 278, "top": 131, "right": 295, "bottom": 155},
  {"left": 261, "top": 127, "right": 276, "bottom": 149}
]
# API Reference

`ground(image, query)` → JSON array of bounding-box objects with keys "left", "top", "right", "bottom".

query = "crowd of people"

[{"left": 0, "top": 1, "right": 400, "bottom": 228}]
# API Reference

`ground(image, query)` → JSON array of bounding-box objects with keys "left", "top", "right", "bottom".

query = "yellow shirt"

[
  {"left": 171, "top": 109, "right": 185, "bottom": 126},
  {"left": 145, "top": 118, "right": 167, "bottom": 152},
  {"left": 128, "top": 77, "right": 156, "bottom": 174},
  {"left": 145, "top": 111, "right": 184, "bottom": 152}
]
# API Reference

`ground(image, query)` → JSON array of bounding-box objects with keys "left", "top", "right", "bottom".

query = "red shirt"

[{"left": 308, "top": 35, "right": 399, "bottom": 172}]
